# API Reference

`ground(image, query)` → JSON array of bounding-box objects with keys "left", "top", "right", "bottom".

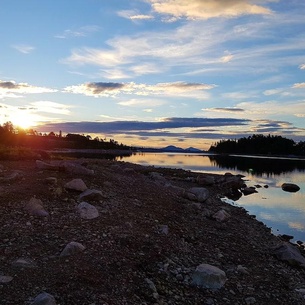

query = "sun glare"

[{"left": 11, "top": 112, "right": 36, "bottom": 130}]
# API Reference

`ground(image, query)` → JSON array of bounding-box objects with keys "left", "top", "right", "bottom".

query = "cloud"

[
  {"left": 62, "top": 5, "right": 305, "bottom": 82},
  {"left": 0, "top": 80, "right": 57, "bottom": 99},
  {"left": 147, "top": 0, "right": 273, "bottom": 20},
  {"left": 12, "top": 44, "right": 35, "bottom": 54},
  {"left": 292, "top": 82, "right": 305, "bottom": 89},
  {"left": 203, "top": 101, "right": 305, "bottom": 120},
  {"left": 118, "top": 98, "right": 166, "bottom": 107},
  {"left": 40, "top": 117, "right": 249, "bottom": 133},
  {"left": 30, "top": 101, "right": 71, "bottom": 115},
  {"left": 64, "top": 81, "right": 215, "bottom": 98},
  {"left": 118, "top": 10, "right": 154, "bottom": 21},
  {"left": 220, "top": 53, "right": 234, "bottom": 63},
  {"left": 55, "top": 26, "right": 100, "bottom": 39},
  {"left": 204, "top": 107, "right": 245, "bottom": 113}
]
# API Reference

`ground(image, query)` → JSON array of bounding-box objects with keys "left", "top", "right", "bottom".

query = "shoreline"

[{"left": 1, "top": 158, "right": 305, "bottom": 304}]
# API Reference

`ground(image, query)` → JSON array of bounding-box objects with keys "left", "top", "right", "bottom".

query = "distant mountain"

[
  {"left": 162, "top": 145, "right": 185, "bottom": 152},
  {"left": 137, "top": 145, "right": 206, "bottom": 153},
  {"left": 185, "top": 147, "right": 203, "bottom": 153},
  {"left": 161, "top": 145, "right": 205, "bottom": 153}
]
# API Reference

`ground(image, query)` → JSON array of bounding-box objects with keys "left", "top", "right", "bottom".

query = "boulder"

[
  {"left": 242, "top": 187, "right": 258, "bottom": 196},
  {"left": 77, "top": 202, "right": 99, "bottom": 219},
  {"left": 222, "top": 175, "right": 245, "bottom": 189},
  {"left": 197, "top": 175, "right": 215, "bottom": 186},
  {"left": 24, "top": 198, "right": 49, "bottom": 217},
  {"left": 60, "top": 241, "right": 85, "bottom": 257},
  {"left": 273, "top": 242, "right": 305, "bottom": 268},
  {"left": 281, "top": 183, "right": 300, "bottom": 193},
  {"left": 192, "top": 263, "right": 227, "bottom": 289},
  {"left": 65, "top": 178, "right": 88, "bottom": 192},
  {"left": 31, "top": 292, "right": 56, "bottom": 305},
  {"left": 185, "top": 187, "right": 209, "bottom": 202},
  {"left": 79, "top": 189, "right": 104, "bottom": 201}
]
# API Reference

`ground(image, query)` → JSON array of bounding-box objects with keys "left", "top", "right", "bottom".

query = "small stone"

[
  {"left": 245, "top": 297, "right": 256, "bottom": 304},
  {"left": 12, "top": 258, "right": 37, "bottom": 268},
  {"left": 45, "top": 177, "right": 57, "bottom": 185},
  {"left": 237, "top": 265, "right": 249, "bottom": 275},
  {"left": 213, "top": 210, "right": 230, "bottom": 222},
  {"left": 31, "top": 292, "right": 56, "bottom": 305},
  {"left": 158, "top": 224, "right": 169, "bottom": 235},
  {"left": 0, "top": 275, "right": 13, "bottom": 283},
  {"left": 60, "top": 241, "right": 85, "bottom": 257}
]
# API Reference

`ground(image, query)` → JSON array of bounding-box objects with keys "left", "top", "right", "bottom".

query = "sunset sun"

[{"left": 12, "top": 113, "right": 36, "bottom": 130}]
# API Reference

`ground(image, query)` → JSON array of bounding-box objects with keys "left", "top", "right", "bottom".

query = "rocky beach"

[{"left": 0, "top": 158, "right": 305, "bottom": 305}]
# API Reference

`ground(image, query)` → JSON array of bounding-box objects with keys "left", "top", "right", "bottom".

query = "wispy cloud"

[
  {"left": 12, "top": 44, "right": 35, "bottom": 54},
  {"left": 118, "top": 98, "right": 166, "bottom": 108},
  {"left": 30, "top": 101, "right": 71, "bottom": 115},
  {"left": 292, "top": 82, "right": 305, "bottom": 89},
  {"left": 55, "top": 25, "right": 100, "bottom": 39},
  {"left": 204, "top": 101, "right": 305, "bottom": 119},
  {"left": 118, "top": 10, "right": 154, "bottom": 21}
]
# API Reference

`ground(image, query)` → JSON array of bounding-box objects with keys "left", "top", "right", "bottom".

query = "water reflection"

[
  {"left": 121, "top": 153, "right": 305, "bottom": 242},
  {"left": 209, "top": 154, "right": 305, "bottom": 176}
]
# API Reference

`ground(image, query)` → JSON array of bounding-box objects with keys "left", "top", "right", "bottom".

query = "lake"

[{"left": 120, "top": 152, "right": 305, "bottom": 243}]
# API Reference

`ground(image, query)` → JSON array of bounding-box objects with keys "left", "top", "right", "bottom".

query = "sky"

[{"left": 1, "top": 0, "right": 305, "bottom": 150}]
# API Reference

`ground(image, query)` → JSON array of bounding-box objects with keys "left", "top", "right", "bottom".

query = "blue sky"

[{"left": 1, "top": 0, "right": 305, "bottom": 149}]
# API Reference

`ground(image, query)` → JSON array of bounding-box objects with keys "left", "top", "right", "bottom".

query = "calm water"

[{"left": 120, "top": 152, "right": 305, "bottom": 243}]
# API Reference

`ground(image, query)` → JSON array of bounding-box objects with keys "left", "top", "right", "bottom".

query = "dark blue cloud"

[
  {"left": 87, "top": 82, "right": 125, "bottom": 94},
  {"left": 40, "top": 117, "right": 249, "bottom": 133}
]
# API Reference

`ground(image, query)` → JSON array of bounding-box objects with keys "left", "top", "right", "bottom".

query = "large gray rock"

[
  {"left": 192, "top": 263, "right": 227, "bottom": 289},
  {"left": 65, "top": 178, "right": 88, "bottom": 192},
  {"left": 31, "top": 292, "right": 56, "bottom": 305},
  {"left": 24, "top": 198, "right": 49, "bottom": 217},
  {"left": 273, "top": 242, "right": 305, "bottom": 267},
  {"left": 186, "top": 187, "right": 209, "bottom": 202},
  {"left": 77, "top": 202, "right": 99, "bottom": 219},
  {"left": 79, "top": 189, "right": 104, "bottom": 201}
]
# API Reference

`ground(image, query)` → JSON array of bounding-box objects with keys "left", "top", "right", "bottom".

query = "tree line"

[
  {"left": 0, "top": 121, "right": 130, "bottom": 150},
  {"left": 209, "top": 134, "right": 305, "bottom": 156}
]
